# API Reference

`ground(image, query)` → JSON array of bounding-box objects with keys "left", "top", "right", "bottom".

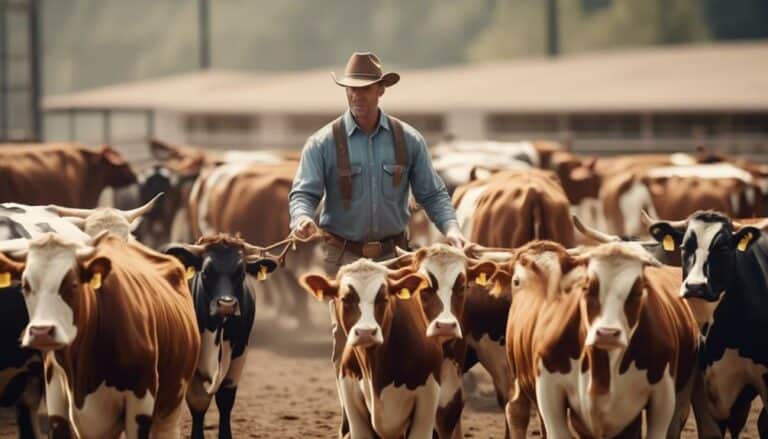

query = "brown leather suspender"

[{"left": 331, "top": 115, "right": 408, "bottom": 209}]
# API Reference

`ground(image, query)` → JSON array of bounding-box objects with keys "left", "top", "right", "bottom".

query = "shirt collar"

[{"left": 343, "top": 109, "right": 390, "bottom": 136}]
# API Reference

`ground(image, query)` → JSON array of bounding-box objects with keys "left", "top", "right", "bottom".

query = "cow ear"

[
  {"left": 82, "top": 257, "right": 111, "bottom": 290},
  {"left": 300, "top": 274, "right": 339, "bottom": 301},
  {"left": 100, "top": 146, "right": 127, "bottom": 166},
  {"left": 0, "top": 254, "right": 25, "bottom": 288},
  {"left": 648, "top": 222, "right": 684, "bottom": 252},
  {"left": 163, "top": 245, "right": 203, "bottom": 271},
  {"left": 388, "top": 273, "right": 428, "bottom": 300},
  {"left": 733, "top": 226, "right": 761, "bottom": 252},
  {"left": 488, "top": 269, "right": 512, "bottom": 297},
  {"left": 246, "top": 257, "right": 278, "bottom": 281},
  {"left": 467, "top": 260, "right": 499, "bottom": 287}
]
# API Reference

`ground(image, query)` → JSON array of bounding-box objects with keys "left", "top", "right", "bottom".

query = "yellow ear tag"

[
  {"left": 418, "top": 279, "right": 429, "bottom": 292},
  {"left": 0, "top": 272, "right": 11, "bottom": 288},
  {"left": 397, "top": 288, "right": 412, "bottom": 299},
  {"left": 90, "top": 273, "right": 102, "bottom": 290},
  {"left": 258, "top": 266, "right": 268, "bottom": 281},
  {"left": 662, "top": 235, "right": 675, "bottom": 252},
  {"left": 476, "top": 272, "right": 488, "bottom": 286},
  {"left": 490, "top": 281, "right": 503, "bottom": 297},
  {"left": 314, "top": 289, "right": 324, "bottom": 300},
  {"left": 738, "top": 232, "right": 753, "bottom": 252},
  {"left": 185, "top": 266, "right": 196, "bottom": 281}
]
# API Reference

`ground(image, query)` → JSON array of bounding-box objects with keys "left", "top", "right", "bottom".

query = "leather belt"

[{"left": 323, "top": 231, "right": 408, "bottom": 259}]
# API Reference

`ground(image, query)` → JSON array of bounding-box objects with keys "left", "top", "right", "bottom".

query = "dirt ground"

[{"left": 1, "top": 301, "right": 763, "bottom": 438}]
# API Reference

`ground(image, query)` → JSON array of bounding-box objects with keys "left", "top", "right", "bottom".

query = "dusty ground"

[{"left": 1, "top": 302, "right": 763, "bottom": 438}]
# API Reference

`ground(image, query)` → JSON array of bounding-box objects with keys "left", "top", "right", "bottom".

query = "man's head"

[{"left": 332, "top": 52, "right": 399, "bottom": 121}]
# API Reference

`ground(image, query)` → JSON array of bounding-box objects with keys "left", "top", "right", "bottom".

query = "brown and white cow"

[
  {"left": 301, "top": 259, "right": 446, "bottom": 439},
  {"left": 601, "top": 162, "right": 764, "bottom": 237},
  {"left": 494, "top": 241, "right": 698, "bottom": 438},
  {"left": 0, "top": 143, "right": 136, "bottom": 207},
  {"left": 381, "top": 244, "right": 498, "bottom": 438},
  {"left": 0, "top": 233, "right": 200, "bottom": 438}
]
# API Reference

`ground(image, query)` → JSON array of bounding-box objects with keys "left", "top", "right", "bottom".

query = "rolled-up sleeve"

[
  {"left": 409, "top": 134, "right": 458, "bottom": 234},
  {"left": 289, "top": 138, "right": 325, "bottom": 229}
]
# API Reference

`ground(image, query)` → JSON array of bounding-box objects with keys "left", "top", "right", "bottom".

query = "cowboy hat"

[{"left": 331, "top": 52, "right": 400, "bottom": 88}]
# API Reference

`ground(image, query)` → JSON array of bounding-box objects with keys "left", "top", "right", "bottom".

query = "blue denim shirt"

[{"left": 289, "top": 110, "right": 458, "bottom": 242}]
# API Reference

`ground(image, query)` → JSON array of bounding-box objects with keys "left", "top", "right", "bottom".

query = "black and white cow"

[
  {"left": 0, "top": 203, "right": 90, "bottom": 438},
  {"left": 164, "top": 235, "right": 277, "bottom": 439},
  {"left": 648, "top": 210, "right": 768, "bottom": 437}
]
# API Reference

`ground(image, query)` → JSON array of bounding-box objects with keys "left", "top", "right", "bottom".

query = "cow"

[
  {"left": 646, "top": 210, "right": 768, "bottom": 437},
  {"left": 601, "top": 163, "right": 764, "bottom": 237},
  {"left": 0, "top": 232, "right": 200, "bottom": 438},
  {"left": 187, "top": 161, "right": 319, "bottom": 329},
  {"left": 0, "top": 143, "right": 136, "bottom": 207},
  {"left": 0, "top": 202, "right": 93, "bottom": 438},
  {"left": 301, "top": 259, "right": 451, "bottom": 439},
  {"left": 490, "top": 240, "right": 698, "bottom": 438},
  {"left": 380, "top": 244, "right": 498, "bottom": 438},
  {"left": 163, "top": 235, "right": 277, "bottom": 439}
]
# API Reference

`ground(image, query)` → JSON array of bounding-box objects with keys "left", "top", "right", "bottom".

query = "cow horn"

[
  {"left": 46, "top": 205, "right": 96, "bottom": 219},
  {"left": 379, "top": 251, "right": 413, "bottom": 269},
  {"left": 88, "top": 230, "right": 110, "bottom": 246},
  {"left": 121, "top": 193, "right": 164, "bottom": 222},
  {"left": 641, "top": 209, "right": 687, "bottom": 230},
  {"left": 733, "top": 218, "right": 768, "bottom": 231},
  {"left": 75, "top": 245, "right": 97, "bottom": 261},
  {"left": 62, "top": 216, "right": 86, "bottom": 229},
  {"left": 0, "top": 238, "right": 30, "bottom": 260},
  {"left": 183, "top": 243, "right": 207, "bottom": 256},
  {"left": 573, "top": 215, "right": 620, "bottom": 243}
]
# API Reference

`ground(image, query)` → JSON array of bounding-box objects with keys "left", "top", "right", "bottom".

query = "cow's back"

[{"left": 455, "top": 169, "right": 574, "bottom": 248}]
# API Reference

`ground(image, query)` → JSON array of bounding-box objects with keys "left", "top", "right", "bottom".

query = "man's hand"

[
  {"left": 293, "top": 216, "right": 319, "bottom": 241},
  {"left": 445, "top": 224, "right": 467, "bottom": 249}
]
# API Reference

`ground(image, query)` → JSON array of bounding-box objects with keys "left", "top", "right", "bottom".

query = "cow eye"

[{"left": 512, "top": 276, "right": 521, "bottom": 288}]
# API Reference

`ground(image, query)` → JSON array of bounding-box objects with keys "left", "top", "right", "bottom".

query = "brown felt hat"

[{"left": 331, "top": 52, "right": 400, "bottom": 88}]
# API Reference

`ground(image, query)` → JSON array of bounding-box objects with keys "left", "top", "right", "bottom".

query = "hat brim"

[{"left": 332, "top": 72, "right": 400, "bottom": 88}]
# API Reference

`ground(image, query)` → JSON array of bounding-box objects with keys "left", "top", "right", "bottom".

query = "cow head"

[
  {"left": 646, "top": 211, "right": 762, "bottom": 302},
  {"left": 0, "top": 232, "right": 109, "bottom": 351},
  {"left": 301, "top": 259, "right": 427, "bottom": 348},
  {"left": 46, "top": 194, "right": 164, "bottom": 242},
  {"left": 574, "top": 243, "right": 661, "bottom": 350},
  {"left": 164, "top": 235, "right": 277, "bottom": 320},
  {"left": 89, "top": 146, "right": 137, "bottom": 188},
  {"left": 382, "top": 244, "right": 497, "bottom": 340}
]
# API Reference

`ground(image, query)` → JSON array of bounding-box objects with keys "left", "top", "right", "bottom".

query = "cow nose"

[
  {"left": 683, "top": 283, "right": 708, "bottom": 298},
  {"left": 596, "top": 328, "right": 620, "bottom": 339},
  {"left": 355, "top": 328, "right": 377, "bottom": 338},
  {"left": 217, "top": 296, "right": 236, "bottom": 306},
  {"left": 29, "top": 325, "right": 55, "bottom": 338},
  {"left": 435, "top": 321, "right": 457, "bottom": 330}
]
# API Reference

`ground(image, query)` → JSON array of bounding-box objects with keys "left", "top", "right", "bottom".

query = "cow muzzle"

[
  {"left": 23, "top": 325, "right": 63, "bottom": 351},
  {"left": 216, "top": 296, "right": 239, "bottom": 317},
  {"left": 681, "top": 283, "right": 719, "bottom": 302},
  {"left": 427, "top": 319, "right": 462, "bottom": 339},
  {"left": 591, "top": 327, "right": 626, "bottom": 350},
  {"left": 348, "top": 326, "right": 382, "bottom": 348}
]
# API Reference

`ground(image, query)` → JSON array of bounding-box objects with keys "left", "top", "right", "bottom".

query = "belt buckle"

[{"left": 361, "top": 241, "right": 383, "bottom": 259}]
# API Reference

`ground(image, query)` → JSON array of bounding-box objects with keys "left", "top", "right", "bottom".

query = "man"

[
  {"left": 289, "top": 51, "right": 465, "bottom": 273},
  {"left": 289, "top": 52, "right": 465, "bottom": 435}
]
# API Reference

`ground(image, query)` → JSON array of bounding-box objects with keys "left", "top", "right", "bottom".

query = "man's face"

[{"left": 346, "top": 83, "right": 385, "bottom": 121}]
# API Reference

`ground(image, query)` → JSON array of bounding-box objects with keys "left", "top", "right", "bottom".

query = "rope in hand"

[{"left": 255, "top": 230, "right": 322, "bottom": 267}]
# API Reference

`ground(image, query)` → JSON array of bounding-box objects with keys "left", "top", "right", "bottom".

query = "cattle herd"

[{"left": 1, "top": 138, "right": 768, "bottom": 438}]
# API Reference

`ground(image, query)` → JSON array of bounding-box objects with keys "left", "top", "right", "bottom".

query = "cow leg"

[
  {"left": 473, "top": 338, "right": 510, "bottom": 409},
  {"left": 44, "top": 359, "right": 75, "bottom": 439},
  {"left": 666, "top": 367, "right": 695, "bottom": 438},
  {"left": 645, "top": 377, "right": 676, "bottom": 439},
  {"left": 17, "top": 374, "right": 44, "bottom": 439},
  {"left": 757, "top": 407, "right": 768, "bottom": 439},
  {"left": 505, "top": 381, "right": 531, "bottom": 439},
  {"left": 125, "top": 392, "right": 154, "bottom": 439},
  {"left": 409, "top": 381, "right": 440, "bottom": 439},
  {"left": 215, "top": 386, "right": 237, "bottom": 439},
  {"left": 723, "top": 385, "right": 755, "bottom": 438},
  {"left": 148, "top": 403, "right": 184, "bottom": 439},
  {"left": 186, "top": 375, "right": 213, "bottom": 439},
  {"left": 690, "top": 365, "right": 722, "bottom": 439},
  {"left": 338, "top": 376, "right": 374, "bottom": 439},
  {"left": 535, "top": 375, "right": 571, "bottom": 439},
  {"left": 435, "top": 359, "right": 463, "bottom": 439}
]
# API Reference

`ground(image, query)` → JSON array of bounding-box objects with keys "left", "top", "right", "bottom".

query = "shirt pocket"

[
  {"left": 345, "top": 165, "right": 364, "bottom": 203},
  {"left": 381, "top": 163, "right": 409, "bottom": 202}
]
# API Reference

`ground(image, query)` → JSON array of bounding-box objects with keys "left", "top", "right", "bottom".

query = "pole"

[
  {"left": 547, "top": 0, "right": 559, "bottom": 57},
  {"left": 198, "top": 0, "right": 210, "bottom": 69}
]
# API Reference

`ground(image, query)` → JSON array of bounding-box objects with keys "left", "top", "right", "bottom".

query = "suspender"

[{"left": 331, "top": 115, "right": 408, "bottom": 210}]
